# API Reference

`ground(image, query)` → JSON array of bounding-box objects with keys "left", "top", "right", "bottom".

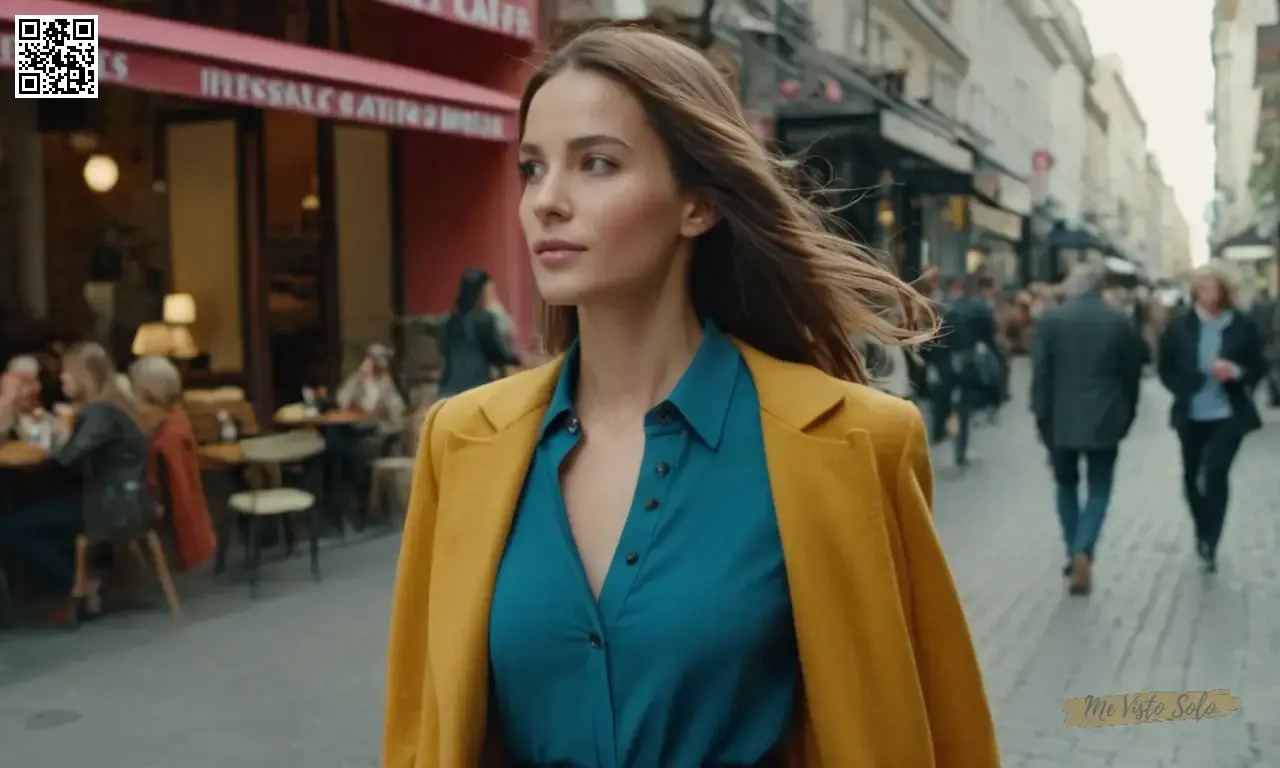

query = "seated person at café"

[
  {"left": 0, "top": 342, "right": 151, "bottom": 618},
  {"left": 330, "top": 344, "right": 406, "bottom": 515},
  {"left": 3, "top": 356, "right": 45, "bottom": 435},
  {"left": 129, "top": 356, "right": 217, "bottom": 571}
]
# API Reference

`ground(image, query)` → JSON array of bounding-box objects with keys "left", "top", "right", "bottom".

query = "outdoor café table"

[
  {"left": 0, "top": 441, "right": 47, "bottom": 468},
  {"left": 274, "top": 409, "right": 375, "bottom": 428},
  {"left": 273, "top": 410, "right": 377, "bottom": 533}
]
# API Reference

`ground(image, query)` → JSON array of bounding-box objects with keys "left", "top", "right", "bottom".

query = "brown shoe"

[{"left": 1069, "top": 553, "right": 1091, "bottom": 595}]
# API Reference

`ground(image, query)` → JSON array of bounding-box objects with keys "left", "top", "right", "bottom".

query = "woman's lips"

[{"left": 535, "top": 248, "right": 585, "bottom": 267}]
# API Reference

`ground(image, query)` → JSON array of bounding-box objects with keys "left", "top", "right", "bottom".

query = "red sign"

[
  {"left": 375, "top": 0, "right": 536, "bottom": 42},
  {"left": 0, "top": 28, "right": 511, "bottom": 141},
  {"left": 1033, "top": 149, "right": 1054, "bottom": 172}
]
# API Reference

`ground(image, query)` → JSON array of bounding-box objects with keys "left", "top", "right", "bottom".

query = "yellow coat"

[{"left": 384, "top": 342, "right": 1000, "bottom": 767}]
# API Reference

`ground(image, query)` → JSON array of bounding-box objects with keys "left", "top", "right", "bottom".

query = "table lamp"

[
  {"left": 163, "top": 293, "right": 196, "bottom": 325},
  {"left": 133, "top": 323, "right": 175, "bottom": 357},
  {"left": 162, "top": 293, "right": 200, "bottom": 360}
]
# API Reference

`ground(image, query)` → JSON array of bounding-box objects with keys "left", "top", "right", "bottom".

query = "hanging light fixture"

[{"left": 83, "top": 154, "right": 119, "bottom": 193}]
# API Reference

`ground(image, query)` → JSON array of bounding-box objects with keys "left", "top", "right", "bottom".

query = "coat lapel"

[
  {"left": 428, "top": 360, "right": 563, "bottom": 766},
  {"left": 736, "top": 343, "right": 903, "bottom": 764}
]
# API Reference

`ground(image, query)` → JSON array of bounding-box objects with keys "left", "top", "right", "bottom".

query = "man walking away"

[
  {"left": 942, "top": 275, "right": 1001, "bottom": 467},
  {"left": 1248, "top": 289, "right": 1280, "bottom": 408},
  {"left": 1031, "top": 262, "right": 1144, "bottom": 595}
]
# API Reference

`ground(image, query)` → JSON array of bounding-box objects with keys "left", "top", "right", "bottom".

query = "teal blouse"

[{"left": 487, "top": 322, "right": 798, "bottom": 768}]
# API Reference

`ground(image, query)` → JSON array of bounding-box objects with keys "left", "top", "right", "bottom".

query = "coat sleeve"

[
  {"left": 384, "top": 398, "right": 449, "bottom": 768},
  {"left": 893, "top": 412, "right": 1001, "bottom": 766}
]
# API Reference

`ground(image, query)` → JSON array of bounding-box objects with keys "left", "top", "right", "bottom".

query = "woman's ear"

[{"left": 679, "top": 190, "right": 720, "bottom": 239}]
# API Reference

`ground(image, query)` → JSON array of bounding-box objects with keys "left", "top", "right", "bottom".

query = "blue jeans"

[
  {"left": 0, "top": 495, "right": 83, "bottom": 591},
  {"left": 1051, "top": 448, "right": 1118, "bottom": 560}
]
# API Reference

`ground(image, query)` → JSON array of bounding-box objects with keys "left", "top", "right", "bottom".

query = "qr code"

[{"left": 14, "top": 15, "right": 99, "bottom": 100}]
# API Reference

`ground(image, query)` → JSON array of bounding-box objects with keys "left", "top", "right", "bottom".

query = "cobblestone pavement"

[
  {"left": 934, "top": 363, "right": 1280, "bottom": 767},
  {"left": 1, "top": 361, "right": 1277, "bottom": 767}
]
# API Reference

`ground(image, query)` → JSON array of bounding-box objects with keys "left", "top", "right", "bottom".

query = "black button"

[
  {"left": 625, "top": 552, "right": 639, "bottom": 565},
  {"left": 656, "top": 405, "right": 674, "bottom": 423},
  {"left": 588, "top": 633, "right": 603, "bottom": 649},
  {"left": 566, "top": 416, "right": 581, "bottom": 435},
  {"left": 643, "top": 498, "right": 659, "bottom": 511},
  {"left": 655, "top": 462, "right": 670, "bottom": 477}
]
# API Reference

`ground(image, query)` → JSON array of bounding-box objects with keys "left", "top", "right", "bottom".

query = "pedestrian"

[
  {"left": 1248, "top": 288, "right": 1280, "bottom": 407},
  {"left": 1157, "top": 264, "right": 1267, "bottom": 572},
  {"left": 383, "top": 27, "right": 997, "bottom": 768},
  {"left": 934, "top": 274, "right": 1000, "bottom": 467},
  {"left": 1031, "top": 261, "right": 1144, "bottom": 595},
  {"left": 435, "top": 269, "right": 523, "bottom": 398}
]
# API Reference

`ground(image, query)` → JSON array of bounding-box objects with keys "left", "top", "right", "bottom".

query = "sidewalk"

[
  {"left": 934, "top": 359, "right": 1280, "bottom": 766},
  {"left": 0, "top": 360, "right": 1277, "bottom": 767}
]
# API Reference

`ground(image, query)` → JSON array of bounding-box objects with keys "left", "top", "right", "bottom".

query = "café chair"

[
  {"left": 226, "top": 429, "right": 326, "bottom": 597},
  {"left": 72, "top": 520, "right": 182, "bottom": 622}
]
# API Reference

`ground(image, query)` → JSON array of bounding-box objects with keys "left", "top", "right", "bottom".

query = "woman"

[
  {"left": 0, "top": 342, "right": 150, "bottom": 617},
  {"left": 437, "top": 269, "right": 522, "bottom": 397},
  {"left": 332, "top": 344, "right": 408, "bottom": 521},
  {"left": 384, "top": 28, "right": 996, "bottom": 768},
  {"left": 1158, "top": 264, "right": 1266, "bottom": 572},
  {"left": 130, "top": 355, "right": 217, "bottom": 570}
]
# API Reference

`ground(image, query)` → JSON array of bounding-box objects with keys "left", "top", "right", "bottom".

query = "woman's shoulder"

[{"left": 424, "top": 359, "right": 564, "bottom": 439}]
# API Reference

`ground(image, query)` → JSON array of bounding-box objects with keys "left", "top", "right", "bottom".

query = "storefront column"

[{"left": 12, "top": 97, "right": 47, "bottom": 317}]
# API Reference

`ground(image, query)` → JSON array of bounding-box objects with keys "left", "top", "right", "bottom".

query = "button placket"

[{"left": 595, "top": 430, "right": 682, "bottom": 625}]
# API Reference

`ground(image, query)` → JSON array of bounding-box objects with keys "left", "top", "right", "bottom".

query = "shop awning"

[
  {"left": 0, "top": 0, "right": 519, "bottom": 141},
  {"left": 371, "top": 0, "right": 536, "bottom": 43},
  {"left": 1104, "top": 256, "right": 1138, "bottom": 275}
]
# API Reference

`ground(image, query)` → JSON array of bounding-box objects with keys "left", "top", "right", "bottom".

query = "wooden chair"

[
  {"left": 73, "top": 525, "right": 181, "bottom": 620},
  {"left": 226, "top": 429, "right": 326, "bottom": 597}
]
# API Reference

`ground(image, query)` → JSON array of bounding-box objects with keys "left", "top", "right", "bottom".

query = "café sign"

[
  {"left": 0, "top": 32, "right": 129, "bottom": 83},
  {"left": 200, "top": 67, "right": 506, "bottom": 139},
  {"left": 0, "top": 27, "right": 511, "bottom": 141},
  {"left": 376, "top": 0, "right": 535, "bottom": 41}
]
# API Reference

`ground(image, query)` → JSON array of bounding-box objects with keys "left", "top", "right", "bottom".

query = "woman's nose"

[{"left": 531, "top": 167, "right": 572, "bottom": 222}]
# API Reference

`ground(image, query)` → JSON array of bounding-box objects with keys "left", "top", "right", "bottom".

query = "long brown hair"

[
  {"left": 521, "top": 26, "right": 938, "bottom": 384},
  {"left": 62, "top": 341, "right": 139, "bottom": 422}
]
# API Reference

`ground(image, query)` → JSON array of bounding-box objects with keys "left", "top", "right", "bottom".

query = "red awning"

[
  {"left": 371, "top": 0, "right": 536, "bottom": 43},
  {"left": 0, "top": 0, "right": 518, "bottom": 141}
]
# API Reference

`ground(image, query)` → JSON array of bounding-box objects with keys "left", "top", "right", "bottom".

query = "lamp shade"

[
  {"left": 83, "top": 154, "right": 119, "bottom": 193},
  {"left": 163, "top": 293, "right": 197, "bottom": 324},
  {"left": 168, "top": 326, "right": 199, "bottom": 359},
  {"left": 132, "top": 323, "right": 174, "bottom": 357}
]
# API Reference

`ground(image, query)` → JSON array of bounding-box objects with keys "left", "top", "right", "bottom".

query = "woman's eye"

[
  {"left": 583, "top": 156, "right": 616, "bottom": 174},
  {"left": 518, "top": 161, "right": 544, "bottom": 182}
]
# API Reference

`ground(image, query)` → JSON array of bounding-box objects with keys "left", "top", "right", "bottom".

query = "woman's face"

[
  {"left": 518, "top": 69, "right": 715, "bottom": 307},
  {"left": 1195, "top": 276, "right": 1223, "bottom": 311},
  {"left": 60, "top": 367, "right": 82, "bottom": 401}
]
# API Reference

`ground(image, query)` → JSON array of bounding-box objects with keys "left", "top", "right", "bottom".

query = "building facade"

[
  {"left": 1210, "top": 0, "right": 1270, "bottom": 248},
  {"left": 1090, "top": 54, "right": 1148, "bottom": 261},
  {"left": 1143, "top": 153, "right": 1167, "bottom": 276},
  {"left": 1162, "top": 182, "right": 1194, "bottom": 277},
  {"left": 1042, "top": 0, "right": 1093, "bottom": 227},
  {"left": 1, "top": 0, "right": 536, "bottom": 415}
]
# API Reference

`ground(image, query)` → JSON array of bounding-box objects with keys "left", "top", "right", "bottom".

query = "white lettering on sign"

[
  {"left": 385, "top": 0, "right": 532, "bottom": 39},
  {"left": 0, "top": 33, "right": 127, "bottom": 82},
  {"left": 198, "top": 66, "right": 506, "bottom": 139}
]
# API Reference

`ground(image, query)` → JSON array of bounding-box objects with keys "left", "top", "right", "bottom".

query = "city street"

[{"left": 1, "top": 362, "right": 1278, "bottom": 767}]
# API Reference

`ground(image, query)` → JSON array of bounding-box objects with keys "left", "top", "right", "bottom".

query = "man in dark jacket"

[
  {"left": 1250, "top": 289, "right": 1280, "bottom": 407},
  {"left": 934, "top": 275, "right": 1000, "bottom": 468},
  {"left": 1031, "top": 262, "right": 1145, "bottom": 595}
]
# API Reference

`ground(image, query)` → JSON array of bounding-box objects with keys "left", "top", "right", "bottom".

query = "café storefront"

[{"left": 1, "top": 0, "right": 518, "bottom": 414}]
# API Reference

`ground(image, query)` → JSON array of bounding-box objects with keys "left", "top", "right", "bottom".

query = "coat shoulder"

[
  {"left": 428, "top": 360, "right": 562, "bottom": 439},
  {"left": 830, "top": 378, "right": 926, "bottom": 465}
]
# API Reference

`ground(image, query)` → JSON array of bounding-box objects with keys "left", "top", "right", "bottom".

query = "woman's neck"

[{"left": 574, "top": 297, "right": 703, "bottom": 422}]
